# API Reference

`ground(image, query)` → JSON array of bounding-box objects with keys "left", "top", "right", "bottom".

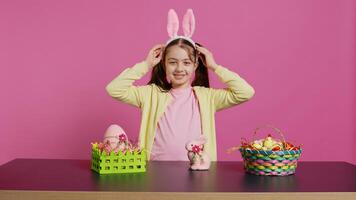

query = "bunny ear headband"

[{"left": 166, "top": 8, "right": 196, "bottom": 48}]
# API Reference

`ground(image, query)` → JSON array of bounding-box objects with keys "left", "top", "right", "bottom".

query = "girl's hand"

[
  {"left": 196, "top": 46, "right": 218, "bottom": 71},
  {"left": 145, "top": 44, "right": 165, "bottom": 68}
]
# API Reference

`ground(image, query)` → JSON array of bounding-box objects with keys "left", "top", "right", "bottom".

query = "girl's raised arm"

[
  {"left": 105, "top": 61, "right": 152, "bottom": 109},
  {"left": 105, "top": 44, "right": 164, "bottom": 108},
  {"left": 210, "top": 65, "right": 255, "bottom": 112}
]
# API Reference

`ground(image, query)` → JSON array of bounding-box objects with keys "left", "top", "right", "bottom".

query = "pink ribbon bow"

[
  {"left": 192, "top": 145, "right": 202, "bottom": 154},
  {"left": 118, "top": 134, "right": 127, "bottom": 142}
]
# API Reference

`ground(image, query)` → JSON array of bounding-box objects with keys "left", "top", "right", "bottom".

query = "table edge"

[{"left": 1, "top": 190, "right": 356, "bottom": 200}]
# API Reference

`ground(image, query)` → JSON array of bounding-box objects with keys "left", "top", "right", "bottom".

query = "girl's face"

[{"left": 164, "top": 45, "right": 198, "bottom": 89}]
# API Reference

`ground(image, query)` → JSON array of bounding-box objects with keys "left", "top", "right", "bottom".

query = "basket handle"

[
  {"left": 253, "top": 124, "right": 286, "bottom": 145},
  {"left": 226, "top": 125, "right": 287, "bottom": 154}
]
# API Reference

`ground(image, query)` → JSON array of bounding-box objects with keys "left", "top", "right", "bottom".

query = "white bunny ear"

[
  {"left": 197, "top": 135, "right": 207, "bottom": 145},
  {"left": 182, "top": 8, "right": 195, "bottom": 38},
  {"left": 167, "top": 9, "right": 179, "bottom": 38}
]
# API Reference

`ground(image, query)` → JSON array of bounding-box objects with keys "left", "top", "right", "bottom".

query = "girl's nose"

[{"left": 176, "top": 64, "right": 184, "bottom": 71}]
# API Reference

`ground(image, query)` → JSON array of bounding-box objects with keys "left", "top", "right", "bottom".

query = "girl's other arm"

[
  {"left": 211, "top": 65, "right": 255, "bottom": 112},
  {"left": 195, "top": 45, "right": 255, "bottom": 112}
]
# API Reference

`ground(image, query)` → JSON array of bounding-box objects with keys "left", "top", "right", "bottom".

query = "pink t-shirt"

[{"left": 150, "top": 86, "right": 203, "bottom": 161}]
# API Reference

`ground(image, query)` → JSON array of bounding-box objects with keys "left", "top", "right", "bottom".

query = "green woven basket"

[
  {"left": 240, "top": 125, "right": 302, "bottom": 176},
  {"left": 91, "top": 143, "right": 147, "bottom": 174}
]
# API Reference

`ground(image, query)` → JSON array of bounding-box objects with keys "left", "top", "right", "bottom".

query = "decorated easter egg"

[
  {"left": 103, "top": 124, "right": 127, "bottom": 150},
  {"left": 283, "top": 141, "right": 295, "bottom": 150},
  {"left": 263, "top": 134, "right": 275, "bottom": 149},
  {"left": 290, "top": 146, "right": 300, "bottom": 150},
  {"left": 252, "top": 142, "right": 263, "bottom": 150},
  {"left": 272, "top": 145, "right": 282, "bottom": 151}
]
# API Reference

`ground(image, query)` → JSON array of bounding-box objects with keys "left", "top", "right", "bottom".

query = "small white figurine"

[{"left": 185, "top": 135, "right": 211, "bottom": 170}]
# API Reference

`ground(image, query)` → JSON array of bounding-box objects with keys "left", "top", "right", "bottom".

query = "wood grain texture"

[
  {"left": 0, "top": 159, "right": 355, "bottom": 200},
  {"left": 0, "top": 191, "right": 356, "bottom": 200}
]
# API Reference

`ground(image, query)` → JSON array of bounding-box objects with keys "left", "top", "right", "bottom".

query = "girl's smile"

[{"left": 173, "top": 73, "right": 186, "bottom": 79}]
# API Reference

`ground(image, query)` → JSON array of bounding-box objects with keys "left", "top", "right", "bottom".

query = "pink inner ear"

[
  {"left": 167, "top": 9, "right": 179, "bottom": 38},
  {"left": 182, "top": 9, "right": 195, "bottom": 37}
]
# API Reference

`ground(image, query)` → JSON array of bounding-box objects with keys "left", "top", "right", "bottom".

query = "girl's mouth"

[{"left": 174, "top": 74, "right": 185, "bottom": 79}]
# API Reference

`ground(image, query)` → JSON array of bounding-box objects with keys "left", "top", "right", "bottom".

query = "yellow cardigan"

[{"left": 106, "top": 61, "right": 255, "bottom": 161}]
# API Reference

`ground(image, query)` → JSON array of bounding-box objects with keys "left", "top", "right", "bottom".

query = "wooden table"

[{"left": 0, "top": 159, "right": 355, "bottom": 200}]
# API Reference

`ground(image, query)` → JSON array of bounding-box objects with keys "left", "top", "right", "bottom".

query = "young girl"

[{"left": 106, "top": 9, "right": 255, "bottom": 161}]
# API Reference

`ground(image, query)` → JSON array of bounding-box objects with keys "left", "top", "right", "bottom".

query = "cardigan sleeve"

[
  {"left": 105, "top": 61, "right": 152, "bottom": 109},
  {"left": 210, "top": 65, "right": 255, "bottom": 112}
]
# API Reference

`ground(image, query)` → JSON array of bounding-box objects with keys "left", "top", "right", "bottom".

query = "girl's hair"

[{"left": 147, "top": 38, "right": 210, "bottom": 92}]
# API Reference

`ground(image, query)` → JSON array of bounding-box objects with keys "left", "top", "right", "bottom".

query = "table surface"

[{"left": 0, "top": 159, "right": 356, "bottom": 192}]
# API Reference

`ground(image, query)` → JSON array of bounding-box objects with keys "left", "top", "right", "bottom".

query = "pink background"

[{"left": 1, "top": 0, "right": 355, "bottom": 166}]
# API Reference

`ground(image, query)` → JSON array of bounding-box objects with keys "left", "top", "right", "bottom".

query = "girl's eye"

[
  {"left": 184, "top": 62, "right": 191, "bottom": 65},
  {"left": 169, "top": 62, "right": 176, "bottom": 64}
]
